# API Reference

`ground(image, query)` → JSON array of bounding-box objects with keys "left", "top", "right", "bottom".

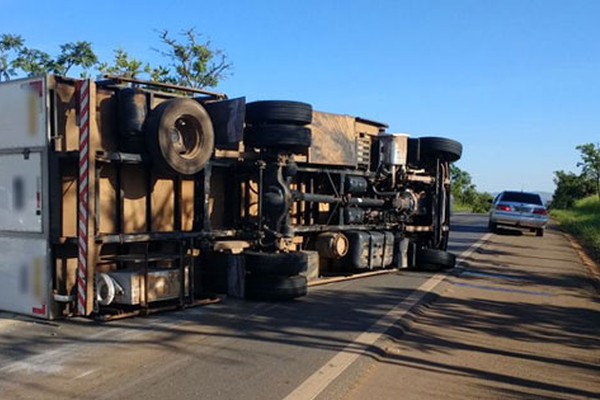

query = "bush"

[{"left": 551, "top": 196, "right": 600, "bottom": 261}]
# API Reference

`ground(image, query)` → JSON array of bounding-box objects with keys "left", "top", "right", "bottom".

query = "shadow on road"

[{"left": 0, "top": 222, "right": 598, "bottom": 399}]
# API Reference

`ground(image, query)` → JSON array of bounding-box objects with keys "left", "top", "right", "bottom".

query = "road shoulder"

[{"left": 342, "top": 225, "right": 600, "bottom": 399}]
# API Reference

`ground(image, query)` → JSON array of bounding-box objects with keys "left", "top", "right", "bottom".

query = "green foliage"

[
  {"left": 0, "top": 29, "right": 232, "bottom": 89},
  {"left": 153, "top": 28, "right": 232, "bottom": 89},
  {"left": 98, "top": 48, "right": 145, "bottom": 79},
  {"left": 450, "top": 164, "right": 472, "bottom": 198},
  {"left": 550, "top": 170, "right": 595, "bottom": 209},
  {"left": 551, "top": 196, "right": 600, "bottom": 262},
  {"left": 12, "top": 47, "right": 54, "bottom": 76},
  {"left": 576, "top": 143, "right": 600, "bottom": 198},
  {"left": 54, "top": 41, "right": 97, "bottom": 76},
  {"left": 450, "top": 164, "right": 493, "bottom": 213},
  {"left": 1, "top": 35, "right": 98, "bottom": 78},
  {"left": 0, "top": 34, "right": 24, "bottom": 80},
  {"left": 551, "top": 143, "right": 600, "bottom": 209}
]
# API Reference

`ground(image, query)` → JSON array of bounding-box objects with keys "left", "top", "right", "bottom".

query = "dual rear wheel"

[
  {"left": 244, "top": 251, "right": 308, "bottom": 301},
  {"left": 243, "top": 101, "right": 313, "bottom": 152}
]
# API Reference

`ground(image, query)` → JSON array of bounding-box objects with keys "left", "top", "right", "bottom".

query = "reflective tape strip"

[{"left": 77, "top": 80, "right": 90, "bottom": 316}]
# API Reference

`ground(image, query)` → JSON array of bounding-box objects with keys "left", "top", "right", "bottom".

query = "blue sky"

[{"left": 1, "top": 0, "right": 598, "bottom": 193}]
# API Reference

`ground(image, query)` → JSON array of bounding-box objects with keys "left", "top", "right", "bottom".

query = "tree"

[
  {"left": 0, "top": 29, "right": 232, "bottom": 89},
  {"left": 551, "top": 170, "right": 595, "bottom": 209},
  {"left": 153, "top": 28, "right": 232, "bottom": 89},
  {"left": 0, "top": 34, "right": 24, "bottom": 81},
  {"left": 1, "top": 35, "right": 98, "bottom": 78},
  {"left": 576, "top": 143, "right": 600, "bottom": 198},
  {"left": 450, "top": 164, "right": 473, "bottom": 201},
  {"left": 12, "top": 47, "right": 54, "bottom": 76},
  {"left": 54, "top": 41, "right": 97, "bottom": 76},
  {"left": 450, "top": 164, "right": 492, "bottom": 213},
  {"left": 98, "top": 48, "right": 146, "bottom": 79}
]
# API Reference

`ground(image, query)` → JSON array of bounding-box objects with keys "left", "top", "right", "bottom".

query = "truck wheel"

[
  {"left": 439, "top": 231, "right": 450, "bottom": 251},
  {"left": 245, "top": 274, "right": 308, "bottom": 301},
  {"left": 416, "top": 248, "right": 456, "bottom": 270},
  {"left": 244, "top": 124, "right": 311, "bottom": 152},
  {"left": 418, "top": 137, "right": 463, "bottom": 163},
  {"left": 244, "top": 251, "right": 308, "bottom": 276},
  {"left": 117, "top": 88, "right": 147, "bottom": 152},
  {"left": 536, "top": 228, "right": 544, "bottom": 237},
  {"left": 145, "top": 98, "right": 214, "bottom": 175},
  {"left": 246, "top": 101, "right": 312, "bottom": 126}
]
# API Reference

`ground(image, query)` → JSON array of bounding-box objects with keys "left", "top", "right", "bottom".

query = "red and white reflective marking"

[
  {"left": 77, "top": 80, "right": 90, "bottom": 316},
  {"left": 32, "top": 304, "right": 46, "bottom": 316}
]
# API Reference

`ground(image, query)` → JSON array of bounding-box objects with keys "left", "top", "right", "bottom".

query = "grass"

[
  {"left": 551, "top": 195, "right": 600, "bottom": 262},
  {"left": 452, "top": 201, "right": 474, "bottom": 213},
  {"left": 452, "top": 200, "right": 490, "bottom": 214}
]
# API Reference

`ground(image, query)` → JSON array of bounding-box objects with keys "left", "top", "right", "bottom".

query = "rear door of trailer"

[{"left": 0, "top": 77, "right": 51, "bottom": 318}]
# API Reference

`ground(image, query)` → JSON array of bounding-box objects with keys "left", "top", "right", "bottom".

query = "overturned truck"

[{"left": 0, "top": 75, "right": 462, "bottom": 319}]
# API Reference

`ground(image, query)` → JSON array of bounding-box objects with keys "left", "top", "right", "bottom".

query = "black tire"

[
  {"left": 246, "top": 101, "right": 312, "bottom": 126},
  {"left": 419, "top": 137, "right": 463, "bottom": 163},
  {"left": 117, "top": 88, "right": 147, "bottom": 152},
  {"left": 245, "top": 274, "right": 308, "bottom": 301},
  {"left": 244, "top": 251, "right": 308, "bottom": 276},
  {"left": 416, "top": 248, "right": 456, "bottom": 270},
  {"left": 536, "top": 228, "right": 544, "bottom": 237},
  {"left": 145, "top": 99, "right": 214, "bottom": 175},
  {"left": 439, "top": 231, "right": 450, "bottom": 251},
  {"left": 244, "top": 124, "right": 311, "bottom": 152},
  {"left": 488, "top": 221, "right": 497, "bottom": 233}
]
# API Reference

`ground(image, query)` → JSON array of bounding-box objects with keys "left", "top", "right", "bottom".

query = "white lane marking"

[
  {"left": 455, "top": 233, "right": 491, "bottom": 268},
  {"left": 283, "top": 233, "right": 491, "bottom": 400}
]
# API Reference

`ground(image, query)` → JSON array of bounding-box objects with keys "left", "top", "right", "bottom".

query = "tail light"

[
  {"left": 533, "top": 208, "right": 547, "bottom": 215},
  {"left": 496, "top": 204, "right": 511, "bottom": 212}
]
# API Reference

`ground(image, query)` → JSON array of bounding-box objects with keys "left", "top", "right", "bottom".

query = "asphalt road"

[
  {"left": 0, "top": 214, "right": 488, "bottom": 400},
  {"left": 342, "top": 218, "right": 600, "bottom": 399}
]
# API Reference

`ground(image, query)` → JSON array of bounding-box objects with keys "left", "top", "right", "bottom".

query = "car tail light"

[
  {"left": 496, "top": 204, "right": 511, "bottom": 212},
  {"left": 533, "top": 208, "right": 547, "bottom": 215}
]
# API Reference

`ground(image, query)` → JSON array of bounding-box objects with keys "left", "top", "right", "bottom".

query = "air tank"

[{"left": 379, "top": 133, "right": 409, "bottom": 166}]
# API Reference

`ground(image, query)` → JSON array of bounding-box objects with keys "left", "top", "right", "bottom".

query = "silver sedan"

[{"left": 488, "top": 191, "right": 549, "bottom": 237}]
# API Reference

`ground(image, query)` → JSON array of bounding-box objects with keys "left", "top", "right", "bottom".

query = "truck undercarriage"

[{"left": 0, "top": 75, "right": 462, "bottom": 319}]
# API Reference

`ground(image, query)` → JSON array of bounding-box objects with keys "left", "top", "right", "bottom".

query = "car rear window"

[{"left": 500, "top": 192, "right": 543, "bottom": 205}]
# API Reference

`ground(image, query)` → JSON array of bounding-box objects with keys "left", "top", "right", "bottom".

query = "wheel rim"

[{"left": 172, "top": 114, "right": 204, "bottom": 160}]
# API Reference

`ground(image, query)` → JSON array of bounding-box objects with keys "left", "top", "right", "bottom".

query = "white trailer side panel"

[
  {"left": 0, "top": 77, "right": 50, "bottom": 318},
  {"left": 0, "top": 153, "right": 43, "bottom": 232},
  {"left": 0, "top": 237, "right": 49, "bottom": 317},
  {"left": 0, "top": 77, "right": 47, "bottom": 148}
]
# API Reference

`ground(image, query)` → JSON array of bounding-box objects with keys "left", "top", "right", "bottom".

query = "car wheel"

[
  {"left": 245, "top": 274, "right": 308, "bottom": 301},
  {"left": 145, "top": 99, "right": 214, "bottom": 175},
  {"left": 488, "top": 221, "right": 497, "bottom": 233},
  {"left": 415, "top": 248, "right": 456, "bottom": 270},
  {"left": 246, "top": 100, "right": 313, "bottom": 126},
  {"left": 536, "top": 228, "right": 544, "bottom": 237},
  {"left": 244, "top": 251, "right": 308, "bottom": 276}
]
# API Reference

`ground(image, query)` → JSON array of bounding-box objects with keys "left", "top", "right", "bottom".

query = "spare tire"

[
  {"left": 244, "top": 124, "right": 311, "bottom": 152},
  {"left": 418, "top": 137, "right": 463, "bottom": 163},
  {"left": 246, "top": 101, "right": 312, "bottom": 126},
  {"left": 145, "top": 98, "right": 214, "bottom": 175}
]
